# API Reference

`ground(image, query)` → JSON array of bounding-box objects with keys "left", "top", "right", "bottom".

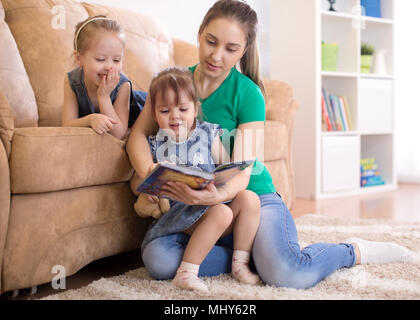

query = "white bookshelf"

[{"left": 270, "top": 0, "right": 397, "bottom": 199}]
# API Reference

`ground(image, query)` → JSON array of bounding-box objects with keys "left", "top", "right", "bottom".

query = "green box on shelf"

[
  {"left": 360, "top": 55, "right": 373, "bottom": 73},
  {"left": 322, "top": 42, "right": 338, "bottom": 71}
]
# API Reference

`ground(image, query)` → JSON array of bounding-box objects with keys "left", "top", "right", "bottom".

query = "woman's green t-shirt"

[{"left": 189, "top": 65, "right": 276, "bottom": 195}]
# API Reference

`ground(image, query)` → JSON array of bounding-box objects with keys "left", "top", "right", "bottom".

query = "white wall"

[
  {"left": 394, "top": 0, "right": 420, "bottom": 182},
  {"left": 79, "top": 0, "right": 270, "bottom": 77}
]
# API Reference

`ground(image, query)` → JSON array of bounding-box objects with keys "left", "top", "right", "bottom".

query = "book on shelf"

[
  {"left": 136, "top": 160, "right": 255, "bottom": 196},
  {"left": 322, "top": 88, "right": 336, "bottom": 131},
  {"left": 360, "top": 157, "right": 385, "bottom": 187},
  {"left": 330, "top": 95, "right": 344, "bottom": 131},
  {"left": 321, "top": 88, "right": 353, "bottom": 132},
  {"left": 341, "top": 96, "right": 353, "bottom": 131},
  {"left": 321, "top": 91, "right": 333, "bottom": 131}
]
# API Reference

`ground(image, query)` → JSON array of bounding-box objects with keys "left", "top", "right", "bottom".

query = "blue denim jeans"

[{"left": 141, "top": 192, "right": 356, "bottom": 289}]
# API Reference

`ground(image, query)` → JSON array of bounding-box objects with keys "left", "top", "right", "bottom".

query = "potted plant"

[
  {"left": 361, "top": 42, "right": 375, "bottom": 73},
  {"left": 322, "top": 41, "right": 339, "bottom": 71}
]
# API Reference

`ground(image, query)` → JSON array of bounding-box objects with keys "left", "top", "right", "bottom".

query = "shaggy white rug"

[{"left": 41, "top": 214, "right": 420, "bottom": 300}]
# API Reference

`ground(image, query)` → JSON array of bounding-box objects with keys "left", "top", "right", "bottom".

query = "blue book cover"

[{"left": 361, "top": 0, "right": 382, "bottom": 18}]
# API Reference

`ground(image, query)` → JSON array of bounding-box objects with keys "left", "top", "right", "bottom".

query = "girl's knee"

[
  {"left": 236, "top": 190, "right": 260, "bottom": 215},
  {"left": 209, "top": 204, "right": 233, "bottom": 229}
]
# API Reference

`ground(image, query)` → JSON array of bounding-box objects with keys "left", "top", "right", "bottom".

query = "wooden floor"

[
  {"left": 292, "top": 183, "right": 420, "bottom": 222},
  {"left": 3, "top": 183, "right": 420, "bottom": 300}
]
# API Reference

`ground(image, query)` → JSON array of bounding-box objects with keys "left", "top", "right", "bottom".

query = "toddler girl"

[
  {"left": 141, "top": 67, "right": 261, "bottom": 292},
  {"left": 62, "top": 15, "right": 147, "bottom": 140}
]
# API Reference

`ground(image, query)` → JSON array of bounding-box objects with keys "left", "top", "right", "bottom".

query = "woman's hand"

[
  {"left": 88, "top": 114, "right": 118, "bottom": 134},
  {"left": 159, "top": 181, "right": 226, "bottom": 206},
  {"left": 97, "top": 67, "right": 120, "bottom": 98}
]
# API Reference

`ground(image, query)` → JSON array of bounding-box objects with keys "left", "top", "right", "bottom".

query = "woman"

[{"left": 127, "top": 0, "right": 414, "bottom": 289}]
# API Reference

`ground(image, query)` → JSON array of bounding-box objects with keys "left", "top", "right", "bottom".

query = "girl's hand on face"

[
  {"left": 159, "top": 181, "right": 223, "bottom": 206},
  {"left": 97, "top": 67, "right": 120, "bottom": 98},
  {"left": 89, "top": 113, "right": 119, "bottom": 135}
]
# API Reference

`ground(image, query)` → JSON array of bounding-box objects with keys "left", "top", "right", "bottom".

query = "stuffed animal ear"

[
  {"left": 159, "top": 198, "right": 170, "bottom": 214},
  {"left": 134, "top": 194, "right": 161, "bottom": 218}
]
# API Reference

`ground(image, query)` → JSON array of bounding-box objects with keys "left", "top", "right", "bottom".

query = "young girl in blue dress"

[
  {"left": 62, "top": 15, "right": 146, "bottom": 140},
  {"left": 141, "top": 66, "right": 261, "bottom": 292}
]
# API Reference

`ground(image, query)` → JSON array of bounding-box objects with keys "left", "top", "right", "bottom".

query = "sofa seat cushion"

[
  {"left": 264, "top": 120, "right": 288, "bottom": 162},
  {"left": 3, "top": 183, "right": 148, "bottom": 291},
  {"left": 10, "top": 127, "right": 133, "bottom": 194}
]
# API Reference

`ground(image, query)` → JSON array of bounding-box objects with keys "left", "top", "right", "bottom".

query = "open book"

[{"left": 136, "top": 160, "right": 255, "bottom": 196}]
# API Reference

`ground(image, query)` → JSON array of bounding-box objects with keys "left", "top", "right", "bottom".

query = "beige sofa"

[{"left": 0, "top": 0, "right": 298, "bottom": 295}]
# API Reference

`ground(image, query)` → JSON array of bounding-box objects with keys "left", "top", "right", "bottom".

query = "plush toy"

[{"left": 134, "top": 193, "right": 170, "bottom": 219}]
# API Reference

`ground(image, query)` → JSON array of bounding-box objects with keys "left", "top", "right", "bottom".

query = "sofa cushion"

[
  {"left": 9, "top": 127, "right": 134, "bottom": 194},
  {"left": 0, "top": 0, "right": 38, "bottom": 128},
  {"left": 173, "top": 38, "right": 199, "bottom": 67},
  {"left": 0, "top": 91, "right": 14, "bottom": 157},
  {"left": 2, "top": 0, "right": 88, "bottom": 126},
  {"left": 82, "top": 2, "right": 174, "bottom": 92},
  {"left": 264, "top": 120, "right": 288, "bottom": 162}
]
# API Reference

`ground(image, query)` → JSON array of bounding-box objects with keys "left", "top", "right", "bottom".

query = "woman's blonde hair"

[
  {"left": 73, "top": 15, "right": 125, "bottom": 54},
  {"left": 198, "top": 0, "right": 266, "bottom": 99}
]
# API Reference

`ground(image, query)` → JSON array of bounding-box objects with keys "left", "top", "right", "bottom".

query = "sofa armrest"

[
  {"left": 172, "top": 38, "right": 199, "bottom": 67},
  {"left": 0, "top": 91, "right": 14, "bottom": 158},
  {"left": 263, "top": 79, "right": 299, "bottom": 210},
  {"left": 264, "top": 79, "right": 299, "bottom": 125},
  {"left": 0, "top": 140, "right": 10, "bottom": 293}
]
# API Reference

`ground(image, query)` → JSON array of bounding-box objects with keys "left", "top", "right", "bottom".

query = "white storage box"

[
  {"left": 358, "top": 78, "right": 393, "bottom": 133},
  {"left": 322, "top": 135, "right": 360, "bottom": 192}
]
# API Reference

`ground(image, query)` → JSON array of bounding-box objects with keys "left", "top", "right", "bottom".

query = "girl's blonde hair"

[
  {"left": 149, "top": 66, "right": 202, "bottom": 119},
  {"left": 74, "top": 15, "right": 125, "bottom": 54},
  {"left": 198, "top": 0, "right": 266, "bottom": 99}
]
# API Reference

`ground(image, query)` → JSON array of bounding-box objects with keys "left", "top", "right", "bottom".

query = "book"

[
  {"left": 321, "top": 92, "right": 333, "bottom": 131},
  {"left": 322, "top": 88, "right": 336, "bottom": 131},
  {"left": 360, "top": 157, "right": 385, "bottom": 187},
  {"left": 136, "top": 160, "right": 255, "bottom": 196},
  {"left": 336, "top": 96, "right": 348, "bottom": 131},
  {"left": 341, "top": 96, "right": 353, "bottom": 131},
  {"left": 329, "top": 95, "right": 343, "bottom": 131}
]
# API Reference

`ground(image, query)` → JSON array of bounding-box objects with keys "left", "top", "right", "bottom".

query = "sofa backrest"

[
  {"left": 2, "top": 0, "right": 88, "bottom": 127},
  {"left": 2, "top": 0, "right": 174, "bottom": 127},
  {"left": 0, "top": 0, "right": 38, "bottom": 128}
]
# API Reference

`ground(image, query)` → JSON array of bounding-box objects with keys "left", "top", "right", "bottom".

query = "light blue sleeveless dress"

[{"left": 67, "top": 67, "right": 146, "bottom": 127}]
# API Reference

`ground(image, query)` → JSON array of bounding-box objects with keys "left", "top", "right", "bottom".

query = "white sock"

[
  {"left": 346, "top": 237, "right": 416, "bottom": 264},
  {"left": 172, "top": 261, "right": 209, "bottom": 292},
  {"left": 232, "top": 250, "right": 261, "bottom": 285}
]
